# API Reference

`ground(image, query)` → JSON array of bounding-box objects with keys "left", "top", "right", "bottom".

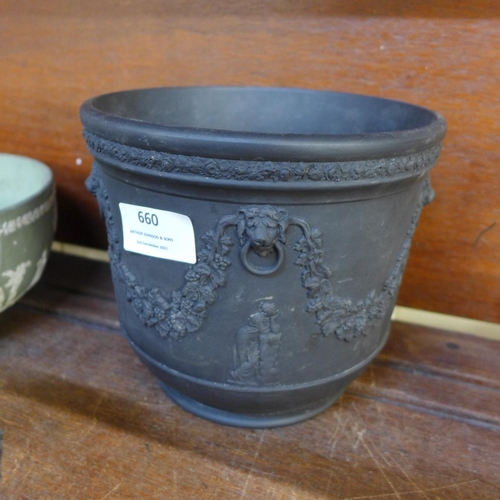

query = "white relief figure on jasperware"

[
  {"left": 0, "top": 260, "right": 32, "bottom": 312},
  {"left": 0, "top": 249, "right": 50, "bottom": 312},
  {"left": 28, "top": 249, "right": 48, "bottom": 289}
]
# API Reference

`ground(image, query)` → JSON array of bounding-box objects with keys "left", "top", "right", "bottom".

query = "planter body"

[{"left": 81, "top": 87, "right": 446, "bottom": 427}]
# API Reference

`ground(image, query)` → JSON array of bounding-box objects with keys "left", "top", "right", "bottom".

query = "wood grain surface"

[
  {"left": 1, "top": 253, "right": 499, "bottom": 499},
  {"left": 1, "top": 1, "right": 499, "bottom": 323}
]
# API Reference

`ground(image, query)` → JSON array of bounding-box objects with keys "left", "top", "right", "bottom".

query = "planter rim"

[{"left": 80, "top": 86, "right": 447, "bottom": 162}]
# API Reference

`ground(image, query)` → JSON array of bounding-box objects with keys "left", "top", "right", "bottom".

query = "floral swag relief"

[
  {"left": 87, "top": 167, "right": 433, "bottom": 342},
  {"left": 84, "top": 131, "right": 441, "bottom": 184}
]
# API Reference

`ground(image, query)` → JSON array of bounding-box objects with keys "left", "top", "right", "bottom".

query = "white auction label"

[{"left": 119, "top": 203, "right": 196, "bottom": 264}]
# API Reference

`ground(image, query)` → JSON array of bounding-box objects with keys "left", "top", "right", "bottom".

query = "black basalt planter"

[{"left": 81, "top": 87, "right": 446, "bottom": 428}]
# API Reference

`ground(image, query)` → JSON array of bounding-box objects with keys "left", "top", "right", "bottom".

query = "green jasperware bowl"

[{"left": 0, "top": 154, "right": 56, "bottom": 313}]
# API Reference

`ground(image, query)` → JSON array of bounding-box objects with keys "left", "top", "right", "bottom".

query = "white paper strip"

[{"left": 119, "top": 203, "right": 196, "bottom": 264}]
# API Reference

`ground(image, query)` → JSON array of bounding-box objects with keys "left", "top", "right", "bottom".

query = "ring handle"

[{"left": 240, "top": 241, "right": 285, "bottom": 276}]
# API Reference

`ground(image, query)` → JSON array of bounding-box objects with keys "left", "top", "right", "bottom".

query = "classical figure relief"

[{"left": 230, "top": 302, "right": 282, "bottom": 385}]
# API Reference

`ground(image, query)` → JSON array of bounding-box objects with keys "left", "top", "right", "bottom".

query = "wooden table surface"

[{"left": 1, "top": 254, "right": 499, "bottom": 499}]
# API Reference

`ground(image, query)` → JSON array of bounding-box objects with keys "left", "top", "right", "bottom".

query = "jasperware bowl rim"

[{"left": 0, "top": 153, "right": 54, "bottom": 216}]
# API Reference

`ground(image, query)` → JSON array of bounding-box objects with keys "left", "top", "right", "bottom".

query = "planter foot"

[{"left": 159, "top": 382, "right": 344, "bottom": 428}]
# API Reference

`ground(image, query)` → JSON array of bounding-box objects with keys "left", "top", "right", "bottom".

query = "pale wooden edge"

[
  {"left": 391, "top": 306, "right": 500, "bottom": 341},
  {"left": 50, "top": 241, "right": 500, "bottom": 341},
  {"left": 51, "top": 241, "right": 109, "bottom": 262}
]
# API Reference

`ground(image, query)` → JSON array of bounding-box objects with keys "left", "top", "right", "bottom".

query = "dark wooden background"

[{"left": 1, "top": 1, "right": 499, "bottom": 323}]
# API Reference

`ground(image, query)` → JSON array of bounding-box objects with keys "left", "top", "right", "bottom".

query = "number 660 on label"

[{"left": 119, "top": 202, "right": 197, "bottom": 264}]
